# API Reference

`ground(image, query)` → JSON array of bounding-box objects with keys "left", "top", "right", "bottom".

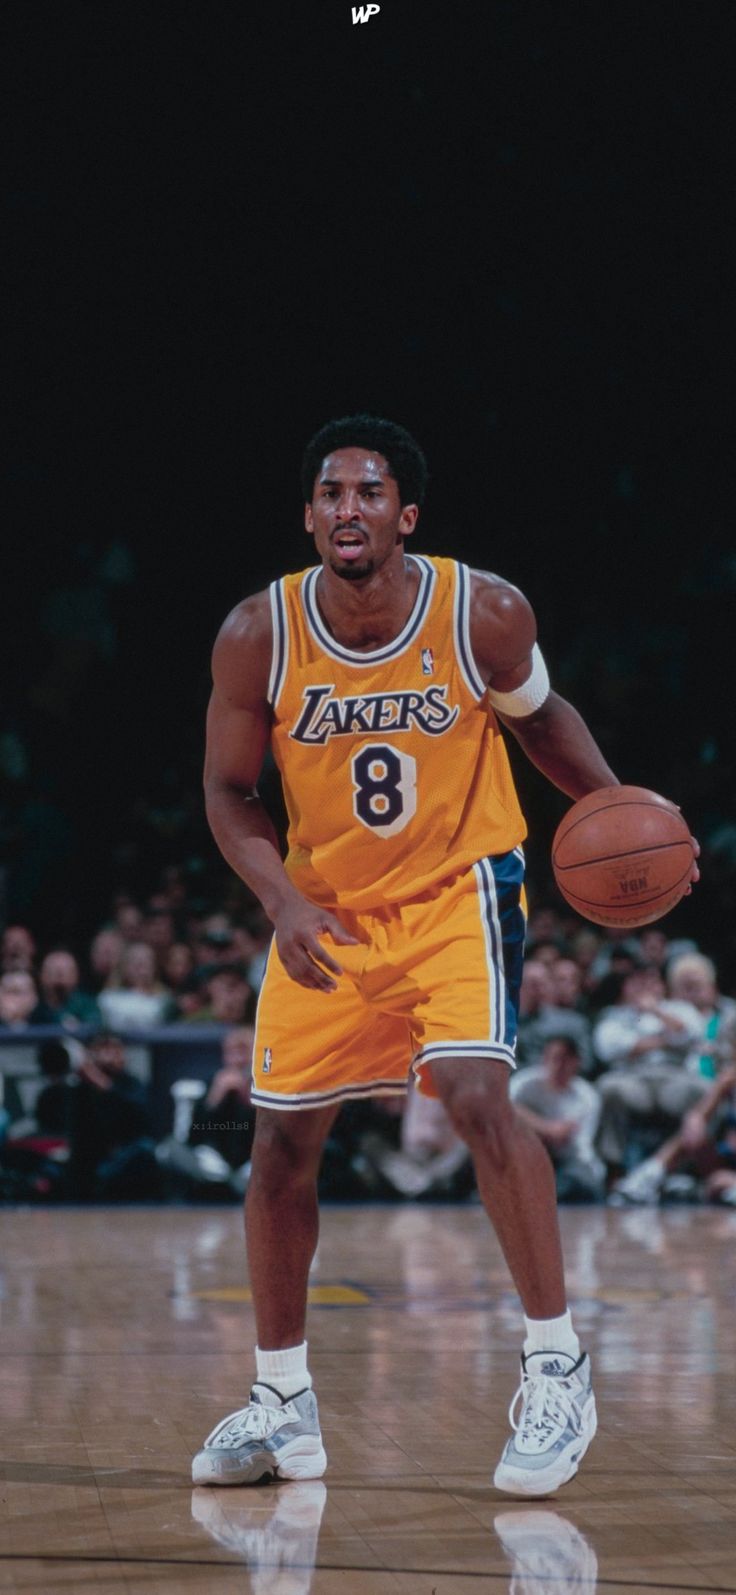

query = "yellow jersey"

[{"left": 267, "top": 554, "right": 526, "bottom": 911}]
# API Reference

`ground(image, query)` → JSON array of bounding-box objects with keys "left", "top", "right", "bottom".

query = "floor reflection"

[
  {"left": 191, "top": 1479, "right": 326, "bottom": 1594},
  {"left": 494, "top": 1508, "right": 598, "bottom": 1594}
]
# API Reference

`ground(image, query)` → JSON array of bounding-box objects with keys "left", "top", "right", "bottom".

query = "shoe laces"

[
  {"left": 509, "top": 1369, "right": 584, "bottom": 1446},
  {"left": 204, "top": 1398, "right": 286, "bottom": 1449}
]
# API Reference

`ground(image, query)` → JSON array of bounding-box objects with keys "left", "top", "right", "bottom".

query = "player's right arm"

[{"left": 203, "top": 593, "right": 357, "bottom": 993}]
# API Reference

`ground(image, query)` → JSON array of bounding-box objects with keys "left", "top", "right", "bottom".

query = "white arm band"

[{"left": 487, "top": 643, "right": 550, "bottom": 718}]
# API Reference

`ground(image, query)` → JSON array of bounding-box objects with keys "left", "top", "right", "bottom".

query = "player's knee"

[
  {"left": 440, "top": 1079, "right": 513, "bottom": 1154},
  {"left": 251, "top": 1113, "right": 326, "bottom": 1187}
]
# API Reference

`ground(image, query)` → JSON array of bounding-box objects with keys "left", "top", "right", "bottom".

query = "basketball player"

[{"left": 193, "top": 415, "right": 620, "bottom": 1495}]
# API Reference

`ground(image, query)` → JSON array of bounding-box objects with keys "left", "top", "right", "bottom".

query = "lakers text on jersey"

[{"left": 267, "top": 556, "right": 526, "bottom": 912}]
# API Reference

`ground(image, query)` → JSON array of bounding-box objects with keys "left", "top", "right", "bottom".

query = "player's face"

[{"left": 305, "top": 447, "right": 418, "bottom": 581}]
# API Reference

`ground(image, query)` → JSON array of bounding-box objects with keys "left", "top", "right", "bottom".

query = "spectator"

[
  {"left": 594, "top": 965, "right": 706, "bottom": 1178},
  {"left": 609, "top": 1061, "right": 736, "bottom": 1207},
  {"left": 141, "top": 906, "right": 176, "bottom": 974},
  {"left": 66, "top": 1031, "right": 160, "bottom": 1200},
  {"left": 524, "top": 936, "right": 567, "bottom": 968},
  {"left": 164, "top": 942, "right": 196, "bottom": 995},
  {"left": 526, "top": 906, "right": 566, "bottom": 944},
  {"left": 511, "top": 1034, "right": 606, "bottom": 1202},
  {"left": 183, "top": 962, "right": 254, "bottom": 1025},
  {"left": 1, "top": 925, "right": 37, "bottom": 974},
  {"left": 516, "top": 959, "right": 593, "bottom": 1074},
  {"left": 192, "top": 914, "right": 238, "bottom": 969},
  {"left": 97, "top": 941, "right": 175, "bottom": 1030},
  {"left": 666, "top": 953, "right": 736, "bottom": 1080},
  {"left": 0, "top": 970, "right": 39, "bottom": 1028},
  {"left": 87, "top": 927, "right": 125, "bottom": 992},
  {"left": 356, "top": 1078, "right": 472, "bottom": 1199},
  {"left": 242, "top": 905, "right": 273, "bottom": 994},
  {"left": 31, "top": 950, "right": 101, "bottom": 1028},
  {"left": 638, "top": 927, "right": 671, "bottom": 972},
  {"left": 586, "top": 937, "right": 644, "bottom": 1014},
  {"left": 190, "top": 1024, "right": 255, "bottom": 1169},
  {"left": 549, "top": 958, "right": 587, "bottom": 1015},
  {"left": 569, "top": 927, "right": 601, "bottom": 990},
  {"left": 516, "top": 960, "right": 555, "bottom": 1066},
  {"left": 171, "top": 972, "right": 206, "bottom": 1020},
  {"left": 158, "top": 864, "right": 189, "bottom": 913},
  {"left": 35, "top": 1038, "right": 77, "bottom": 1135},
  {"left": 157, "top": 1025, "right": 255, "bottom": 1198},
  {"left": 113, "top": 899, "right": 144, "bottom": 943},
  {"left": 0, "top": 1037, "right": 76, "bottom": 1199}
]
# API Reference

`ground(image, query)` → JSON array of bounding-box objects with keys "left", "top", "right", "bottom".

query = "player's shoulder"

[
  {"left": 214, "top": 587, "right": 272, "bottom": 654},
  {"left": 211, "top": 588, "right": 273, "bottom": 700},
  {"left": 469, "top": 567, "right": 533, "bottom": 622},
  {"left": 467, "top": 569, "right": 537, "bottom": 668}
]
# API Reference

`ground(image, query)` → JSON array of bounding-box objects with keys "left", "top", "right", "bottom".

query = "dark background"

[{"left": 5, "top": 4, "right": 735, "bottom": 971}]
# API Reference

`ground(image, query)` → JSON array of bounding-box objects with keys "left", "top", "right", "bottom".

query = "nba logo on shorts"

[
  {"left": 421, "top": 647, "right": 434, "bottom": 675},
  {"left": 262, "top": 1047, "right": 272, "bottom": 1074}
]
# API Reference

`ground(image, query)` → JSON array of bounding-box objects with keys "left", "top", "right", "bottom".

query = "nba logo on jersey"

[
  {"left": 262, "top": 1047, "right": 273, "bottom": 1074},
  {"left": 421, "top": 647, "right": 434, "bottom": 676}
]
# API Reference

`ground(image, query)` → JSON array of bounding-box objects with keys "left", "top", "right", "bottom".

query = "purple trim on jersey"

[
  {"left": 251, "top": 1077, "right": 410, "bottom": 1109},
  {"left": 267, "top": 579, "right": 289, "bottom": 707},
  {"left": 476, "top": 855, "right": 504, "bottom": 1045},
  {"left": 301, "top": 555, "right": 436, "bottom": 665},
  {"left": 454, "top": 562, "right": 487, "bottom": 699}
]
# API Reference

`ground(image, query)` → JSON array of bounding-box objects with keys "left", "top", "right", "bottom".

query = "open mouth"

[{"left": 333, "top": 533, "right": 367, "bottom": 561}]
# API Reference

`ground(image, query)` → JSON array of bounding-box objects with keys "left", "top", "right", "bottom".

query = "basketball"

[{"left": 551, "top": 785, "right": 695, "bottom": 928}]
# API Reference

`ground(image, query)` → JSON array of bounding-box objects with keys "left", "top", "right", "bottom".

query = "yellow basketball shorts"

[{"left": 252, "top": 848, "right": 527, "bottom": 1111}]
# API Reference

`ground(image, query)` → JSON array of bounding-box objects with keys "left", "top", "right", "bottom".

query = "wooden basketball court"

[{"left": 1, "top": 1202, "right": 735, "bottom": 1593}]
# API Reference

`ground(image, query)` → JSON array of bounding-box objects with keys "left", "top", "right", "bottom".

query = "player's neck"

[{"left": 314, "top": 552, "right": 420, "bottom": 652}]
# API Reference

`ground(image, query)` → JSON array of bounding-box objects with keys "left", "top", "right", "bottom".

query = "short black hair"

[
  {"left": 301, "top": 414, "right": 428, "bottom": 507},
  {"left": 540, "top": 1027, "right": 582, "bottom": 1059}
]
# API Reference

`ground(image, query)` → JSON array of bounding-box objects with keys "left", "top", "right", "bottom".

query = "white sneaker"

[
  {"left": 494, "top": 1352, "right": 597, "bottom": 1497},
  {"left": 192, "top": 1385, "right": 326, "bottom": 1486},
  {"left": 192, "top": 1479, "right": 327, "bottom": 1595},
  {"left": 494, "top": 1507, "right": 598, "bottom": 1595},
  {"left": 609, "top": 1157, "right": 665, "bottom": 1205}
]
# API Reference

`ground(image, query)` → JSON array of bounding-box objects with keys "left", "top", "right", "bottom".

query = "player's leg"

[
  {"left": 245, "top": 1102, "right": 340, "bottom": 1348},
  {"left": 394, "top": 852, "right": 594, "bottom": 1496},
  {"left": 431, "top": 1053, "right": 596, "bottom": 1496},
  {"left": 430, "top": 1054, "right": 566, "bottom": 1317},
  {"left": 192, "top": 1103, "right": 336, "bottom": 1488},
  {"left": 193, "top": 927, "right": 410, "bottom": 1488}
]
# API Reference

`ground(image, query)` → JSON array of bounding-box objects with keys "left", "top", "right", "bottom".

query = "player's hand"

[
  {"left": 273, "top": 896, "right": 359, "bottom": 993},
  {"left": 685, "top": 836, "right": 701, "bottom": 895}
]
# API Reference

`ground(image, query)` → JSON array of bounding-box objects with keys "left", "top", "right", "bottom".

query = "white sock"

[
  {"left": 523, "top": 1310, "right": 581, "bottom": 1361},
  {"left": 254, "top": 1341, "right": 312, "bottom": 1401}
]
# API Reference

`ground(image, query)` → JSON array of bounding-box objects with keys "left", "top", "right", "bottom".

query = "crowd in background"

[{"left": 2, "top": 858, "right": 736, "bottom": 1210}]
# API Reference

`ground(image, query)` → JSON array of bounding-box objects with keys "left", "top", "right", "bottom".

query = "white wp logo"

[{"left": 352, "top": 3, "right": 380, "bottom": 20}]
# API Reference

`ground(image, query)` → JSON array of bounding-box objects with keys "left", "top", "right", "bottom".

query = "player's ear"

[
  {"left": 398, "top": 503, "right": 419, "bottom": 538},
  {"left": 304, "top": 503, "right": 315, "bottom": 535}
]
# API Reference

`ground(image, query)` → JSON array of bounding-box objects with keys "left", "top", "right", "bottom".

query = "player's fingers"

[
  {"left": 302, "top": 950, "right": 338, "bottom": 991},
  {"left": 305, "top": 936, "right": 344, "bottom": 979},
  {"left": 278, "top": 941, "right": 336, "bottom": 992},
  {"left": 286, "top": 937, "right": 340, "bottom": 988},
  {"left": 286, "top": 953, "right": 337, "bottom": 993},
  {"left": 321, "top": 916, "right": 360, "bottom": 946}
]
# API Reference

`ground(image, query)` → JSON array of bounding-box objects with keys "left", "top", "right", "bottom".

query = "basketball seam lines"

[
  {"left": 555, "top": 839, "right": 693, "bottom": 872},
  {"left": 555, "top": 799, "right": 683, "bottom": 845},
  {"left": 559, "top": 858, "right": 694, "bottom": 908}
]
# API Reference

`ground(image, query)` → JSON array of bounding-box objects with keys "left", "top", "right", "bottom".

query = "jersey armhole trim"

[
  {"left": 453, "top": 562, "right": 487, "bottom": 699},
  {"left": 267, "top": 580, "right": 289, "bottom": 709}
]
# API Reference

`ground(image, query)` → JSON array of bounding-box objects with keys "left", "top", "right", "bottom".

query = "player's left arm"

[{"left": 468, "top": 570, "right": 620, "bottom": 800}]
